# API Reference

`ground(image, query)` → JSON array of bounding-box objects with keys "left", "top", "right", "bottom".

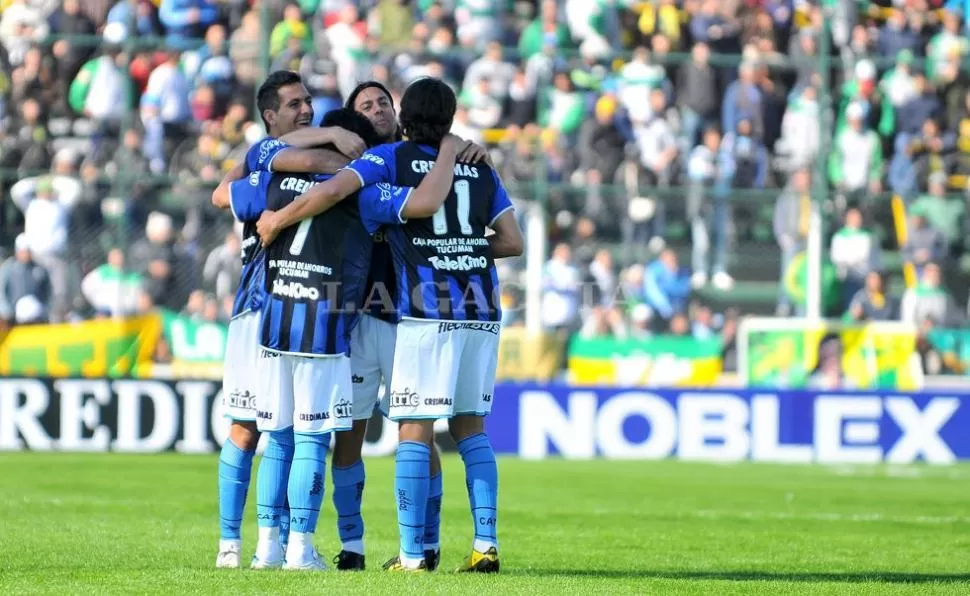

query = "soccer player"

[
  {"left": 328, "top": 81, "right": 488, "bottom": 571},
  {"left": 210, "top": 70, "right": 367, "bottom": 568},
  {"left": 257, "top": 78, "right": 523, "bottom": 573},
  {"left": 238, "top": 107, "right": 464, "bottom": 570}
]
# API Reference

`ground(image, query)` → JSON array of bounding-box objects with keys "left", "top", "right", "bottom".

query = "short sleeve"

[
  {"left": 229, "top": 171, "right": 269, "bottom": 222},
  {"left": 488, "top": 169, "right": 514, "bottom": 226},
  {"left": 344, "top": 143, "right": 397, "bottom": 188},
  {"left": 358, "top": 182, "right": 413, "bottom": 235},
  {"left": 245, "top": 137, "right": 291, "bottom": 174}
]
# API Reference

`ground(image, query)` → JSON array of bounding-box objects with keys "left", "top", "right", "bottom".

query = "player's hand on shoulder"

[
  {"left": 257, "top": 210, "right": 281, "bottom": 247},
  {"left": 457, "top": 140, "right": 490, "bottom": 165},
  {"left": 331, "top": 128, "right": 366, "bottom": 160}
]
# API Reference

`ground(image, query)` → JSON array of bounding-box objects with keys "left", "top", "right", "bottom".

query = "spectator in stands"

[
  {"left": 877, "top": 8, "right": 922, "bottom": 60},
  {"left": 635, "top": 87, "right": 679, "bottom": 187},
  {"left": 721, "top": 62, "right": 764, "bottom": 142},
  {"left": 541, "top": 242, "right": 581, "bottom": 333},
  {"left": 911, "top": 172, "right": 964, "bottom": 246},
  {"left": 642, "top": 248, "right": 691, "bottom": 325},
  {"left": 0, "top": 234, "right": 51, "bottom": 325},
  {"left": 49, "top": 0, "right": 97, "bottom": 109},
  {"left": 830, "top": 207, "right": 882, "bottom": 309},
  {"left": 183, "top": 24, "right": 234, "bottom": 102},
  {"left": 676, "top": 42, "right": 719, "bottom": 152},
  {"left": 130, "top": 211, "right": 190, "bottom": 310},
  {"left": 773, "top": 168, "right": 812, "bottom": 314},
  {"left": 18, "top": 177, "right": 69, "bottom": 321},
  {"left": 141, "top": 49, "right": 192, "bottom": 172},
  {"left": 158, "top": 0, "right": 219, "bottom": 50},
  {"left": 829, "top": 101, "right": 883, "bottom": 211},
  {"left": 687, "top": 126, "right": 733, "bottom": 290},
  {"left": 68, "top": 35, "right": 129, "bottom": 124},
  {"left": 903, "top": 207, "right": 948, "bottom": 274},
  {"left": 229, "top": 10, "right": 261, "bottom": 90},
  {"left": 720, "top": 116, "right": 769, "bottom": 189},
  {"left": 518, "top": 0, "right": 571, "bottom": 61},
  {"left": 203, "top": 230, "right": 241, "bottom": 303},
  {"left": 106, "top": 0, "right": 163, "bottom": 40},
  {"left": 776, "top": 85, "right": 820, "bottom": 172},
  {"left": 0, "top": 0, "right": 50, "bottom": 68},
  {"left": 81, "top": 247, "right": 143, "bottom": 316},
  {"left": 461, "top": 78, "right": 503, "bottom": 131},
  {"left": 577, "top": 95, "right": 626, "bottom": 218},
  {"left": 846, "top": 271, "right": 897, "bottom": 322},
  {"left": 901, "top": 262, "right": 961, "bottom": 326},
  {"left": 4, "top": 96, "right": 51, "bottom": 173}
]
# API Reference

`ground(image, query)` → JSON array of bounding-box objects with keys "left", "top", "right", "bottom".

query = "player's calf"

[
  {"left": 217, "top": 421, "right": 259, "bottom": 569},
  {"left": 283, "top": 432, "right": 330, "bottom": 571},
  {"left": 331, "top": 420, "right": 368, "bottom": 570},
  {"left": 451, "top": 416, "right": 500, "bottom": 573},
  {"left": 393, "top": 420, "right": 434, "bottom": 570}
]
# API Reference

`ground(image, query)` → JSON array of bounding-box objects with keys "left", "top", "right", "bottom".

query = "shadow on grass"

[{"left": 507, "top": 569, "right": 970, "bottom": 584}]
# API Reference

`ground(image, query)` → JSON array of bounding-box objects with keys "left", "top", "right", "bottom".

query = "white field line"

[{"left": 691, "top": 509, "right": 970, "bottom": 525}]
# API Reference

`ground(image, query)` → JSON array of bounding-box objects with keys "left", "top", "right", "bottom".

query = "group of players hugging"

[{"left": 209, "top": 70, "right": 523, "bottom": 573}]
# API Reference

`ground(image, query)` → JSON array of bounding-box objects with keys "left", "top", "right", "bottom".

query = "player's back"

[
  {"left": 261, "top": 171, "right": 372, "bottom": 355},
  {"left": 380, "top": 141, "right": 508, "bottom": 322}
]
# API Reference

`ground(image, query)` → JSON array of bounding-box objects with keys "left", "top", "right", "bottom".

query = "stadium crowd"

[{"left": 1, "top": 0, "right": 968, "bottom": 349}]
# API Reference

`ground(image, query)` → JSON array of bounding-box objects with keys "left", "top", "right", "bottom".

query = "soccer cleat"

[
  {"left": 424, "top": 548, "right": 440, "bottom": 571},
  {"left": 333, "top": 550, "right": 366, "bottom": 571},
  {"left": 382, "top": 556, "right": 428, "bottom": 573},
  {"left": 455, "top": 547, "right": 500, "bottom": 573},
  {"left": 250, "top": 552, "right": 284, "bottom": 570},
  {"left": 215, "top": 541, "right": 241, "bottom": 569},
  {"left": 283, "top": 548, "right": 328, "bottom": 571}
]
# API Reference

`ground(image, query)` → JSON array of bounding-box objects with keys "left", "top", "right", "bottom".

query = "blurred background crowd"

[{"left": 2, "top": 0, "right": 970, "bottom": 371}]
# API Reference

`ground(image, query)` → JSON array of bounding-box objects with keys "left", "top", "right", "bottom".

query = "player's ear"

[{"left": 263, "top": 108, "right": 277, "bottom": 130}]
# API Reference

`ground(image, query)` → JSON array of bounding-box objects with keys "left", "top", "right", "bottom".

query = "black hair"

[
  {"left": 345, "top": 80, "right": 403, "bottom": 142},
  {"left": 398, "top": 78, "right": 456, "bottom": 147},
  {"left": 256, "top": 70, "right": 304, "bottom": 130},
  {"left": 319, "top": 108, "right": 382, "bottom": 152},
  {"left": 345, "top": 81, "right": 394, "bottom": 111}
]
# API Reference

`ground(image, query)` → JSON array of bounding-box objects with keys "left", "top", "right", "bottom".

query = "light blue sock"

[
  {"left": 256, "top": 430, "right": 293, "bottom": 529},
  {"left": 288, "top": 432, "right": 329, "bottom": 534},
  {"left": 395, "top": 441, "right": 430, "bottom": 562},
  {"left": 280, "top": 497, "right": 290, "bottom": 549},
  {"left": 423, "top": 472, "right": 443, "bottom": 550},
  {"left": 457, "top": 433, "right": 498, "bottom": 551},
  {"left": 218, "top": 439, "right": 254, "bottom": 541},
  {"left": 332, "top": 461, "right": 365, "bottom": 553}
]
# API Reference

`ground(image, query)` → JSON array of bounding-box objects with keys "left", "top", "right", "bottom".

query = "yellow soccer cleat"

[
  {"left": 455, "top": 547, "right": 500, "bottom": 573},
  {"left": 382, "top": 556, "right": 428, "bottom": 573}
]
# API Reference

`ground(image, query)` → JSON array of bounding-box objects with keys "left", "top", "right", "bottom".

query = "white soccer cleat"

[
  {"left": 216, "top": 540, "right": 241, "bottom": 569},
  {"left": 284, "top": 548, "right": 328, "bottom": 571},
  {"left": 712, "top": 271, "right": 734, "bottom": 291},
  {"left": 690, "top": 271, "right": 708, "bottom": 289},
  {"left": 250, "top": 544, "right": 285, "bottom": 570}
]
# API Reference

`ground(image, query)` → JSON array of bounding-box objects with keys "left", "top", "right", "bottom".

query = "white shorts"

[
  {"left": 222, "top": 311, "right": 260, "bottom": 421},
  {"left": 350, "top": 314, "right": 396, "bottom": 421},
  {"left": 385, "top": 318, "right": 500, "bottom": 421},
  {"left": 255, "top": 349, "right": 355, "bottom": 434}
]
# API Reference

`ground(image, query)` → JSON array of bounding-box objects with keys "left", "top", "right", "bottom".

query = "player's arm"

[
  {"left": 399, "top": 134, "right": 462, "bottom": 218},
  {"left": 278, "top": 126, "right": 366, "bottom": 158},
  {"left": 270, "top": 148, "right": 351, "bottom": 175},
  {"left": 211, "top": 163, "right": 245, "bottom": 209},
  {"left": 256, "top": 169, "right": 362, "bottom": 246},
  {"left": 488, "top": 209, "right": 524, "bottom": 258},
  {"left": 485, "top": 170, "right": 522, "bottom": 257}
]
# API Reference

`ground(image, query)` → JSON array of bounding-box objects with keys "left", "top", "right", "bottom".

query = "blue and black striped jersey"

[{"left": 348, "top": 141, "right": 514, "bottom": 322}]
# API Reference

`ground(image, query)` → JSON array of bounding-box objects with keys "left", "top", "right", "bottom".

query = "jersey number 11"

[{"left": 432, "top": 180, "right": 472, "bottom": 236}]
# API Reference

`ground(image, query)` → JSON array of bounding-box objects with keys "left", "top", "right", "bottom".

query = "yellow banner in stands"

[
  {"left": 0, "top": 316, "right": 162, "bottom": 378},
  {"left": 496, "top": 328, "right": 565, "bottom": 383}
]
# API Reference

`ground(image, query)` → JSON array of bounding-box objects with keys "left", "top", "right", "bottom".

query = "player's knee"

[
  {"left": 449, "top": 415, "right": 484, "bottom": 443},
  {"left": 398, "top": 420, "right": 434, "bottom": 445},
  {"left": 229, "top": 420, "right": 260, "bottom": 451},
  {"left": 332, "top": 421, "right": 367, "bottom": 467}
]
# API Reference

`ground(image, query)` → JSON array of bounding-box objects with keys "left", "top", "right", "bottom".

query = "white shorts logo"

[
  {"left": 428, "top": 255, "right": 487, "bottom": 271},
  {"left": 272, "top": 279, "right": 320, "bottom": 300}
]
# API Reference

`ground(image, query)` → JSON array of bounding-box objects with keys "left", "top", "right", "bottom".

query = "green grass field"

[{"left": 1, "top": 454, "right": 969, "bottom": 595}]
